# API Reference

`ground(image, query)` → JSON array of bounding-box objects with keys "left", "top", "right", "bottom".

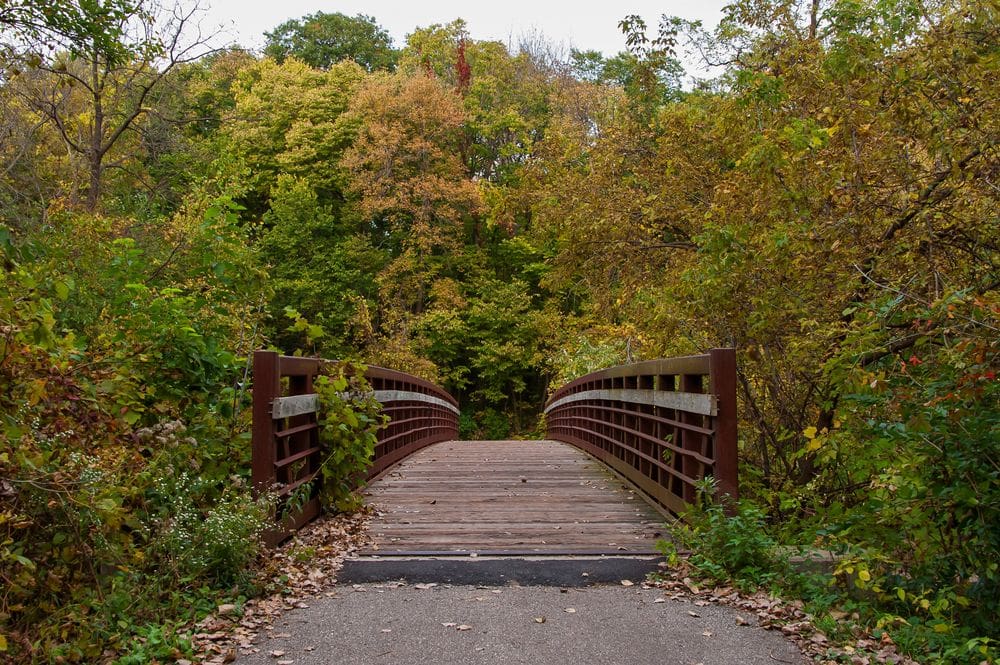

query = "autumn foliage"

[{"left": 0, "top": 0, "right": 997, "bottom": 662}]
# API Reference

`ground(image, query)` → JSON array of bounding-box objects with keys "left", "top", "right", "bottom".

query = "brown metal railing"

[
  {"left": 544, "top": 348, "right": 737, "bottom": 516},
  {"left": 251, "top": 350, "right": 459, "bottom": 545}
]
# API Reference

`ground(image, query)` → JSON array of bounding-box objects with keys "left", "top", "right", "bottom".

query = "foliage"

[
  {"left": 258, "top": 176, "right": 387, "bottom": 356},
  {"left": 313, "top": 363, "right": 386, "bottom": 511},
  {"left": 0, "top": 0, "right": 139, "bottom": 65},
  {"left": 342, "top": 70, "right": 480, "bottom": 255},
  {"left": 264, "top": 11, "right": 397, "bottom": 72},
  {"left": 819, "top": 291, "right": 1000, "bottom": 644},
  {"left": 3, "top": 0, "right": 223, "bottom": 210},
  {"left": 660, "top": 478, "right": 787, "bottom": 590},
  {"left": 0, "top": 193, "right": 266, "bottom": 659},
  {"left": 223, "top": 57, "right": 364, "bottom": 212},
  {"left": 1, "top": 1, "right": 997, "bottom": 661}
]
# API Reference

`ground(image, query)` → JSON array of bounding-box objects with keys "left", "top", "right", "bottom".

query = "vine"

[{"left": 313, "top": 362, "right": 386, "bottom": 512}]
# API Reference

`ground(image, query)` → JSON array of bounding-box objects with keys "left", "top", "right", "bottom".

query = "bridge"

[{"left": 251, "top": 348, "right": 738, "bottom": 562}]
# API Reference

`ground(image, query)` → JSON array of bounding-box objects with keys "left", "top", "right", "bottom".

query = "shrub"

[{"left": 660, "top": 477, "right": 787, "bottom": 590}]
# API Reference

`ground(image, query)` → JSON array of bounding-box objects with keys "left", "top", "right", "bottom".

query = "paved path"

[
  {"left": 363, "top": 440, "right": 666, "bottom": 555},
  {"left": 236, "top": 583, "right": 806, "bottom": 665}
]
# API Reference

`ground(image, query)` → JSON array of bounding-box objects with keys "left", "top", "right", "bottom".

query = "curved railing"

[
  {"left": 544, "top": 348, "right": 737, "bottom": 516},
  {"left": 364, "top": 366, "right": 461, "bottom": 478},
  {"left": 251, "top": 350, "right": 459, "bottom": 544}
]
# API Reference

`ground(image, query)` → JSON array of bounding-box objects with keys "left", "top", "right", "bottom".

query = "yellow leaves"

[{"left": 27, "top": 379, "right": 47, "bottom": 406}]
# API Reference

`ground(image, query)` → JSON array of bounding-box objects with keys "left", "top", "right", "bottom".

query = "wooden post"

[
  {"left": 709, "top": 348, "right": 739, "bottom": 502},
  {"left": 251, "top": 350, "right": 279, "bottom": 498}
]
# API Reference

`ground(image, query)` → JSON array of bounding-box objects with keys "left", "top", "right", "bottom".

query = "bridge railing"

[
  {"left": 543, "top": 348, "right": 737, "bottom": 516},
  {"left": 251, "top": 350, "right": 459, "bottom": 545}
]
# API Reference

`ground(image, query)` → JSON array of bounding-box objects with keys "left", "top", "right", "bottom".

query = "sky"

[{"left": 199, "top": 0, "right": 732, "bottom": 61}]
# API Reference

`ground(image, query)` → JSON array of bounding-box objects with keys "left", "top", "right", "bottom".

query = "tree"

[
  {"left": 0, "top": 0, "right": 136, "bottom": 64},
  {"left": 342, "top": 71, "right": 480, "bottom": 256},
  {"left": 221, "top": 57, "right": 363, "bottom": 215},
  {"left": 8, "top": 0, "right": 223, "bottom": 210},
  {"left": 263, "top": 12, "right": 397, "bottom": 72}
]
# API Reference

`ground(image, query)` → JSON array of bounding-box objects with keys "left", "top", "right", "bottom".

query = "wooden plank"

[
  {"left": 272, "top": 394, "right": 318, "bottom": 419},
  {"left": 361, "top": 440, "right": 669, "bottom": 555},
  {"left": 544, "top": 388, "right": 717, "bottom": 416},
  {"left": 374, "top": 390, "right": 461, "bottom": 415}
]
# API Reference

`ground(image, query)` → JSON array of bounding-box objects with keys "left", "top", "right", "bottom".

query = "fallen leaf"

[
  {"left": 702, "top": 630, "right": 713, "bottom": 637},
  {"left": 270, "top": 651, "right": 286, "bottom": 657},
  {"left": 564, "top": 608, "right": 577, "bottom": 613},
  {"left": 456, "top": 625, "right": 472, "bottom": 631},
  {"left": 441, "top": 622, "right": 457, "bottom": 628},
  {"left": 415, "top": 583, "right": 437, "bottom": 590},
  {"left": 735, "top": 616, "right": 750, "bottom": 626},
  {"left": 653, "top": 598, "right": 666, "bottom": 604},
  {"left": 687, "top": 611, "right": 700, "bottom": 617},
  {"left": 620, "top": 579, "right": 634, "bottom": 587},
  {"left": 534, "top": 616, "right": 546, "bottom": 623}
]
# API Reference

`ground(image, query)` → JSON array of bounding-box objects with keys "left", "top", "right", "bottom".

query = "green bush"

[
  {"left": 152, "top": 470, "right": 270, "bottom": 586},
  {"left": 660, "top": 477, "right": 787, "bottom": 590}
]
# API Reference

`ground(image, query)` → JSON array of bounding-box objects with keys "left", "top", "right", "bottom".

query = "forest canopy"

[{"left": 1, "top": 0, "right": 997, "bottom": 662}]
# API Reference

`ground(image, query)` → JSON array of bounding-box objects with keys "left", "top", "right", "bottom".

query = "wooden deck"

[{"left": 361, "top": 440, "right": 669, "bottom": 555}]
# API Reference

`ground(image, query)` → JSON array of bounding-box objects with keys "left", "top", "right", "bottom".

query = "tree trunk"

[{"left": 87, "top": 152, "right": 103, "bottom": 211}]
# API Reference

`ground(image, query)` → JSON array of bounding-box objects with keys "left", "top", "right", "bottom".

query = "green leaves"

[
  {"left": 263, "top": 12, "right": 398, "bottom": 72},
  {"left": 314, "top": 363, "right": 385, "bottom": 510}
]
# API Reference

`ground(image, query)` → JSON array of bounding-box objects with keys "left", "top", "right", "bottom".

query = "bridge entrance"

[{"left": 250, "top": 348, "right": 736, "bottom": 555}]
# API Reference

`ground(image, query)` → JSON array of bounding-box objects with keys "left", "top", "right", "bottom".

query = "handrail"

[
  {"left": 251, "top": 350, "right": 459, "bottom": 545},
  {"left": 543, "top": 348, "right": 737, "bottom": 516}
]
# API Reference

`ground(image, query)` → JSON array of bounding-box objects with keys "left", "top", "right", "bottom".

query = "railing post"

[
  {"left": 709, "top": 348, "right": 739, "bottom": 502},
  {"left": 251, "top": 350, "right": 279, "bottom": 498}
]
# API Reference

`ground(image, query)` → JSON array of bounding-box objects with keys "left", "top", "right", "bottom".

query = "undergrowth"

[{"left": 657, "top": 478, "right": 998, "bottom": 664}]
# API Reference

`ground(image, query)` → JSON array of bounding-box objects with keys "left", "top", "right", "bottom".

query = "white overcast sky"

[{"left": 200, "top": 1, "right": 731, "bottom": 60}]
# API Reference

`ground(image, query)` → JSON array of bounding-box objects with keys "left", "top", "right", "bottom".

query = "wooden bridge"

[{"left": 251, "top": 349, "right": 737, "bottom": 553}]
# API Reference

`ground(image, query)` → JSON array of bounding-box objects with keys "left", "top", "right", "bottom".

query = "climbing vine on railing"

[{"left": 314, "top": 362, "right": 386, "bottom": 511}]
